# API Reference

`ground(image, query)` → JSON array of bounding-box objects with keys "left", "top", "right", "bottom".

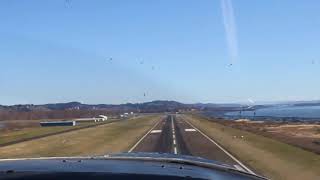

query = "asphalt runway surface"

[{"left": 130, "top": 115, "right": 255, "bottom": 174}]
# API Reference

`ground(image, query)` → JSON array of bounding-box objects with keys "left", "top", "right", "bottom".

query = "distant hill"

[
  {"left": 289, "top": 101, "right": 320, "bottom": 107},
  {"left": 1, "top": 100, "right": 317, "bottom": 120},
  {"left": 267, "top": 100, "right": 320, "bottom": 107},
  {"left": 2, "top": 100, "right": 319, "bottom": 112},
  {"left": 0, "top": 101, "right": 188, "bottom": 113},
  {"left": 0, "top": 100, "right": 192, "bottom": 120}
]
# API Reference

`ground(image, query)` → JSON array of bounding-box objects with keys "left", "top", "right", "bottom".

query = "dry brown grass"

[
  {"left": 0, "top": 115, "right": 161, "bottom": 158},
  {"left": 266, "top": 124, "right": 320, "bottom": 138},
  {"left": 0, "top": 121, "right": 108, "bottom": 146},
  {"left": 183, "top": 114, "right": 320, "bottom": 180}
]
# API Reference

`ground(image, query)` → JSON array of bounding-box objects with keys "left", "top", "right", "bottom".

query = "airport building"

[{"left": 40, "top": 121, "right": 76, "bottom": 127}]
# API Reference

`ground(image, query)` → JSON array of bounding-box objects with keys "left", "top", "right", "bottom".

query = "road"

[{"left": 129, "top": 115, "right": 255, "bottom": 174}]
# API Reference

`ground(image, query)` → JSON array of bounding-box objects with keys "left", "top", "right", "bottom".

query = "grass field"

[
  {"left": 183, "top": 114, "right": 320, "bottom": 180},
  {"left": 0, "top": 121, "right": 111, "bottom": 146},
  {"left": 0, "top": 115, "right": 161, "bottom": 158}
]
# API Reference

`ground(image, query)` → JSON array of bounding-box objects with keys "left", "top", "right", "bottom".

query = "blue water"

[{"left": 225, "top": 105, "right": 320, "bottom": 119}]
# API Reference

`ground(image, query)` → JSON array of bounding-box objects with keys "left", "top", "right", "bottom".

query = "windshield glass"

[{"left": 0, "top": 1, "right": 320, "bottom": 179}]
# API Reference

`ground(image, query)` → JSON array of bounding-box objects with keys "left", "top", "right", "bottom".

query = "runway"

[{"left": 129, "top": 115, "right": 255, "bottom": 174}]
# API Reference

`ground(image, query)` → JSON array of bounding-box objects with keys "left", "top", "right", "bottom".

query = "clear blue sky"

[{"left": 1, "top": 0, "right": 320, "bottom": 105}]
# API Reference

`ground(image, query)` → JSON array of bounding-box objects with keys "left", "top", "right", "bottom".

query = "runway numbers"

[
  {"left": 150, "top": 130, "right": 162, "bottom": 134},
  {"left": 185, "top": 129, "right": 196, "bottom": 132}
]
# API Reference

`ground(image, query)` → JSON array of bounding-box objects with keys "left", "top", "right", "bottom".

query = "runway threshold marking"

[
  {"left": 185, "top": 128, "right": 196, "bottom": 132},
  {"left": 128, "top": 118, "right": 163, "bottom": 153},
  {"left": 183, "top": 118, "right": 256, "bottom": 175}
]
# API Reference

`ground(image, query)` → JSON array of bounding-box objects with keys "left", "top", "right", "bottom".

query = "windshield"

[{"left": 0, "top": 1, "right": 319, "bottom": 179}]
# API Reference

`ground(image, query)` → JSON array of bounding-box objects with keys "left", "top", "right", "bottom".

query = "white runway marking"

[
  {"left": 171, "top": 115, "right": 178, "bottom": 154},
  {"left": 150, "top": 130, "right": 162, "bottom": 134},
  {"left": 234, "top": 165, "right": 245, "bottom": 171},
  {"left": 128, "top": 118, "right": 162, "bottom": 153},
  {"left": 185, "top": 128, "right": 196, "bottom": 132},
  {"left": 183, "top": 118, "right": 255, "bottom": 175}
]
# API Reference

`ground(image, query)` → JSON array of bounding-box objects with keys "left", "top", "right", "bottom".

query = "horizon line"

[{"left": 1, "top": 99, "right": 320, "bottom": 106}]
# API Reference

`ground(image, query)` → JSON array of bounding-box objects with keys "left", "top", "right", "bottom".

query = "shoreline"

[{"left": 203, "top": 111, "right": 320, "bottom": 123}]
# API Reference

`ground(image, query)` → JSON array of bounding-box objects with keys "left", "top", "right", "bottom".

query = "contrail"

[{"left": 221, "top": 0, "right": 238, "bottom": 64}]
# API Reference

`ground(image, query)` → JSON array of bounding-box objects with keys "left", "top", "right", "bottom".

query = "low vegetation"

[
  {"left": 214, "top": 118, "right": 320, "bottom": 154},
  {"left": 0, "top": 121, "right": 109, "bottom": 146},
  {"left": 183, "top": 114, "right": 320, "bottom": 180},
  {"left": 0, "top": 115, "right": 161, "bottom": 158}
]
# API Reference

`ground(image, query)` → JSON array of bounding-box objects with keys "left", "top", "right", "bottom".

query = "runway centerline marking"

[
  {"left": 171, "top": 115, "right": 178, "bottom": 154},
  {"left": 185, "top": 128, "right": 196, "bottom": 132}
]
